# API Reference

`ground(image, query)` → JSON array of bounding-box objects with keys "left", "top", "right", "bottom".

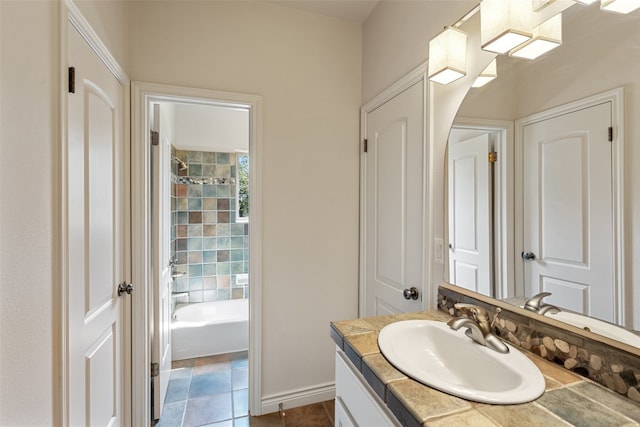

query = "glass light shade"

[
  {"left": 428, "top": 27, "right": 468, "bottom": 85},
  {"left": 472, "top": 59, "right": 498, "bottom": 88},
  {"left": 601, "top": 0, "right": 640, "bottom": 13},
  {"left": 481, "top": 0, "right": 533, "bottom": 54},
  {"left": 510, "top": 13, "right": 562, "bottom": 60}
]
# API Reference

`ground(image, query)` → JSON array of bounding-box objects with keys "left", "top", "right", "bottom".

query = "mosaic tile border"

[{"left": 438, "top": 285, "right": 640, "bottom": 405}]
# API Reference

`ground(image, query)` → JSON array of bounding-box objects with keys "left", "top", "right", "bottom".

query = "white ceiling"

[{"left": 267, "top": 0, "right": 380, "bottom": 23}]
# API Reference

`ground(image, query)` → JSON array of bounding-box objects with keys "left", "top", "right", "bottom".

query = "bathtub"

[{"left": 171, "top": 299, "right": 248, "bottom": 361}]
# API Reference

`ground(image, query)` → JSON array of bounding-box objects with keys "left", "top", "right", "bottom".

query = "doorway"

[
  {"left": 447, "top": 119, "right": 514, "bottom": 300},
  {"left": 131, "top": 82, "right": 263, "bottom": 424}
]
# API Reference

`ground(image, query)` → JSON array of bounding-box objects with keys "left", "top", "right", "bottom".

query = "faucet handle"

[
  {"left": 454, "top": 303, "right": 489, "bottom": 320},
  {"left": 524, "top": 292, "right": 553, "bottom": 311}
]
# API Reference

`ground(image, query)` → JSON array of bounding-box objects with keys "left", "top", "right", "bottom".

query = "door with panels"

[
  {"left": 362, "top": 79, "right": 426, "bottom": 316},
  {"left": 67, "top": 21, "right": 129, "bottom": 426}
]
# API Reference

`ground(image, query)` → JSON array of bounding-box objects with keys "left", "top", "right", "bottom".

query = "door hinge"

[
  {"left": 151, "top": 130, "right": 160, "bottom": 146},
  {"left": 363, "top": 139, "right": 368, "bottom": 153},
  {"left": 68, "top": 67, "right": 75, "bottom": 93},
  {"left": 608, "top": 126, "right": 613, "bottom": 142},
  {"left": 151, "top": 362, "right": 159, "bottom": 378},
  {"left": 489, "top": 151, "right": 497, "bottom": 163}
]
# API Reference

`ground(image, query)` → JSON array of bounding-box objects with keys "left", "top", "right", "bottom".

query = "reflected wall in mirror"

[{"left": 445, "top": 2, "right": 640, "bottom": 342}]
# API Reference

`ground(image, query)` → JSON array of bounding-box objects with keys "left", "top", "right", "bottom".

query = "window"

[{"left": 236, "top": 152, "right": 249, "bottom": 222}]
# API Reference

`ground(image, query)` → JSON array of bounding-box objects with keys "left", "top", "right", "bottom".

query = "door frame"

[
  {"left": 448, "top": 118, "right": 515, "bottom": 299},
  {"left": 131, "top": 82, "right": 263, "bottom": 423},
  {"left": 514, "top": 87, "right": 626, "bottom": 326},
  {"left": 359, "top": 61, "right": 429, "bottom": 315},
  {"left": 59, "top": 1, "right": 131, "bottom": 425}
]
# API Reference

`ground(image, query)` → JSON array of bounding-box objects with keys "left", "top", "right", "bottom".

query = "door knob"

[
  {"left": 521, "top": 251, "right": 537, "bottom": 261},
  {"left": 403, "top": 287, "right": 419, "bottom": 300}
]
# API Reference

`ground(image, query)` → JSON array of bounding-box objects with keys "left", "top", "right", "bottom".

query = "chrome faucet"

[
  {"left": 447, "top": 303, "right": 510, "bottom": 354},
  {"left": 524, "top": 292, "right": 560, "bottom": 315}
]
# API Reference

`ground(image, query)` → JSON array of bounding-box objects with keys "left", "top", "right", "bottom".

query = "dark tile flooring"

[{"left": 155, "top": 352, "right": 334, "bottom": 427}]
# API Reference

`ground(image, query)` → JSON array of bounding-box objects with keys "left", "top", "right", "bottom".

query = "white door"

[
  {"left": 523, "top": 102, "right": 614, "bottom": 321},
  {"left": 363, "top": 81, "right": 424, "bottom": 316},
  {"left": 67, "top": 24, "right": 127, "bottom": 426},
  {"left": 151, "top": 104, "right": 173, "bottom": 419},
  {"left": 448, "top": 133, "right": 492, "bottom": 296}
]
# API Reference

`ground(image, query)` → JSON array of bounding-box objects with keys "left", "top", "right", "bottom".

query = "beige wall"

[
  {"left": 128, "top": 1, "right": 362, "bottom": 403},
  {"left": 362, "top": 0, "right": 476, "bottom": 102},
  {"left": 0, "top": 3, "right": 56, "bottom": 424}
]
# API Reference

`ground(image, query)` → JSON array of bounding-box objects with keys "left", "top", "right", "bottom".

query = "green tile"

[
  {"left": 188, "top": 185, "right": 202, "bottom": 197},
  {"left": 203, "top": 251, "right": 217, "bottom": 263},
  {"left": 537, "top": 388, "right": 631, "bottom": 427},
  {"left": 231, "top": 237, "right": 244, "bottom": 249},
  {"left": 217, "top": 289, "right": 230, "bottom": 300},
  {"left": 188, "top": 224, "right": 203, "bottom": 237},
  {"left": 203, "top": 237, "right": 217, "bottom": 250},
  {"left": 188, "top": 198, "right": 202, "bottom": 210},
  {"left": 203, "top": 263, "right": 216, "bottom": 276},
  {"left": 230, "top": 224, "right": 245, "bottom": 236},
  {"left": 189, "top": 264, "right": 202, "bottom": 277},
  {"left": 216, "top": 152, "right": 230, "bottom": 164},
  {"left": 217, "top": 263, "right": 230, "bottom": 275},
  {"left": 217, "top": 237, "right": 230, "bottom": 249},
  {"left": 230, "top": 262, "right": 244, "bottom": 274},
  {"left": 189, "top": 164, "right": 203, "bottom": 177},
  {"left": 203, "top": 185, "right": 217, "bottom": 198},
  {"left": 203, "top": 165, "right": 216, "bottom": 177},
  {"left": 569, "top": 382, "right": 640, "bottom": 422},
  {"left": 230, "top": 250, "right": 244, "bottom": 262},
  {"left": 187, "top": 151, "right": 202, "bottom": 163},
  {"left": 203, "top": 152, "right": 216, "bottom": 164}
]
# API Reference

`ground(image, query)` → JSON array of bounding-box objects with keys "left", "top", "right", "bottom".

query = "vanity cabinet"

[{"left": 334, "top": 349, "right": 401, "bottom": 427}]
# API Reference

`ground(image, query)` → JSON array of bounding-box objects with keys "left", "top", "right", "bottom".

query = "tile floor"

[{"left": 155, "top": 351, "right": 334, "bottom": 427}]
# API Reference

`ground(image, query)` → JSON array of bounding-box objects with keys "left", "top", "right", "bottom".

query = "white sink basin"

[
  {"left": 545, "top": 311, "right": 640, "bottom": 348},
  {"left": 378, "top": 320, "right": 545, "bottom": 404}
]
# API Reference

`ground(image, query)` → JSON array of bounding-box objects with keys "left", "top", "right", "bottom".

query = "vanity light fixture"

[
  {"left": 428, "top": 26, "right": 468, "bottom": 85},
  {"left": 601, "top": 0, "right": 640, "bottom": 14},
  {"left": 480, "top": 0, "right": 533, "bottom": 54},
  {"left": 510, "top": 13, "right": 562, "bottom": 60},
  {"left": 472, "top": 58, "right": 498, "bottom": 88}
]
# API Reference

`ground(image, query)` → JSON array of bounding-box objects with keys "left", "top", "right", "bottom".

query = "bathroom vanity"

[{"left": 331, "top": 309, "right": 640, "bottom": 426}]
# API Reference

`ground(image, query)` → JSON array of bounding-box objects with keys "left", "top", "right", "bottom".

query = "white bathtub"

[{"left": 171, "top": 299, "right": 248, "bottom": 361}]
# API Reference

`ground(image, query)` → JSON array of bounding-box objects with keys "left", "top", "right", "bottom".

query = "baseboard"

[{"left": 259, "top": 382, "right": 336, "bottom": 415}]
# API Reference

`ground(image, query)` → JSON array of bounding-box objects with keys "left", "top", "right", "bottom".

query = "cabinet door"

[
  {"left": 335, "top": 397, "right": 357, "bottom": 427},
  {"left": 335, "top": 350, "right": 400, "bottom": 427}
]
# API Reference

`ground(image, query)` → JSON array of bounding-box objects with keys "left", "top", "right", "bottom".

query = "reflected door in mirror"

[
  {"left": 448, "top": 133, "right": 492, "bottom": 296},
  {"left": 523, "top": 102, "right": 615, "bottom": 322}
]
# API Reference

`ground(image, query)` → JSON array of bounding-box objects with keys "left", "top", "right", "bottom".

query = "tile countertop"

[{"left": 330, "top": 310, "right": 640, "bottom": 427}]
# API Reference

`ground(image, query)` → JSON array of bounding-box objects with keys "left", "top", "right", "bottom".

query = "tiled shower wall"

[{"left": 171, "top": 148, "right": 249, "bottom": 303}]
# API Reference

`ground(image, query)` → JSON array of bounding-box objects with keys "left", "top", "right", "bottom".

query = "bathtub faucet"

[{"left": 171, "top": 291, "right": 190, "bottom": 298}]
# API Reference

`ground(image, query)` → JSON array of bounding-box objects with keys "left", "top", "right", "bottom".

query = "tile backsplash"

[{"left": 171, "top": 148, "right": 249, "bottom": 303}]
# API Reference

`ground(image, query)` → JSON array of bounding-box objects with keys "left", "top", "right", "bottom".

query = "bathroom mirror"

[{"left": 445, "top": 3, "right": 640, "bottom": 344}]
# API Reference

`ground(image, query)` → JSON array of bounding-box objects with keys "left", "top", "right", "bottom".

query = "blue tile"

[
  {"left": 165, "top": 377, "right": 190, "bottom": 403},
  {"left": 217, "top": 237, "right": 231, "bottom": 249},
  {"left": 233, "top": 418, "right": 249, "bottom": 427},
  {"left": 232, "top": 367, "right": 248, "bottom": 390},
  {"left": 189, "top": 164, "right": 203, "bottom": 177},
  {"left": 231, "top": 352, "right": 248, "bottom": 368},
  {"left": 189, "top": 264, "right": 202, "bottom": 277},
  {"left": 216, "top": 185, "right": 230, "bottom": 197},
  {"left": 182, "top": 392, "right": 232, "bottom": 427},
  {"left": 189, "top": 371, "right": 232, "bottom": 398},
  {"left": 156, "top": 400, "right": 186, "bottom": 427},
  {"left": 203, "top": 251, "right": 217, "bottom": 263},
  {"left": 230, "top": 237, "right": 244, "bottom": 249},
  {"left": 187, "top": 237, "right": 203, "bottom": 251},
  {"left": 233, "top": 389, "right": 248, "bottom": 418},
  {"left": 203, "top": 185, "right": 217, "bottom": 198}
]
